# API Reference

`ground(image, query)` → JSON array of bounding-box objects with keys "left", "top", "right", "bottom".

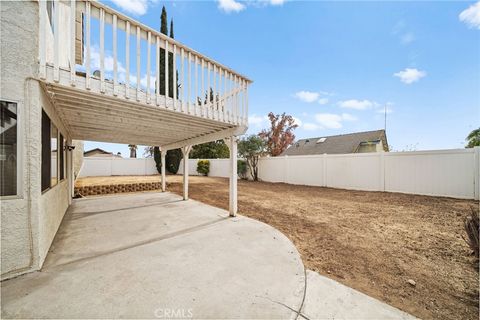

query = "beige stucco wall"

[
  {"left": 1, "top": 0, "right": 40, "bottom": 280},
  {"left": 1, "top": 1, "right": 73, "bottom": 280}
]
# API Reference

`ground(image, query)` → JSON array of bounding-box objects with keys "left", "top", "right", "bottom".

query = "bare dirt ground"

[{"left": 76, "top": 175, "right": 479, "bottom": 319}]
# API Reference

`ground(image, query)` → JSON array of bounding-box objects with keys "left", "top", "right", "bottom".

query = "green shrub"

[
  {"left": 197, "top": 160, "right": 210, "bottom": 176},
  {"left": 237, "top": 159, "right": 248, "bottom": 180}
]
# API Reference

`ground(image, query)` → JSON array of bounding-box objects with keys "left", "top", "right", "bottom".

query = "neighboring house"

[
  {"left": 282, "top": 130, "right": 389, "bottom": 156},
  {"left": 0, "top": 0, "right": 250, "bottom": 280},
  {"left": 84, "top": 148, "right": 122, "bottom": 158}
]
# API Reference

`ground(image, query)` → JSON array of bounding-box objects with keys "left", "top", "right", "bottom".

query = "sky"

[{"left": 85, "top": 0, "right": 480, "bottom": 157}]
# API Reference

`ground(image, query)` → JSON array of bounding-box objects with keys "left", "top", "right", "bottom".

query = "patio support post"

[
  {"left": 182, "top": 146, "right": 192, "bottom": 200},
  {"left": 225, "top": 136, "right": 238, "bottom": 217},
  {"left": 67, "top": 138, "right": 73, "bottom": 204},
  {"left": 161, "top": 149, "right": 166, "bottom": 192}
]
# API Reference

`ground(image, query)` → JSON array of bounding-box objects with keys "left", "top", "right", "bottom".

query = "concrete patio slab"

[
  {"left": 1, "top": 192, "right": 305, "bottom": 319},
  {"left": 301, "top": 270, "right": 416, "bottom": 319},
  {"left": 1, "top": 192, "right": 415, "bottom": 319}
]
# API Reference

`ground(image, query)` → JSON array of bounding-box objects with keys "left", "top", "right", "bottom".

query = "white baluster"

[
  {"left": 223, "top": 70, "right": 227, "bottom": 122},
  {"left": 85, "top": 1, "right": 91, "bottom": 89},
  {"left": 207, "top": 62, "right": 210, "bottom": 118},
  {"left": 173, "top": 44, "right": 177, "bottom": 110},
  {"left": 245, "top": 80, "right": 249, "bottom": 125},
  {"left": 201, "top": 59, "right": 204, "bottom": 117},
  {"left": 39, "top": 0, "right": 46, "bottom": 79},
  {"left": 146, "top": 31, "right": 151, "bottom": 103},
  {"left": 99, "top": 8, "right": 105, "bottom": 93},
  {"left": 156, "top": 36, "right": 160, "bottom": 106},
  {"left": 213, "top": 64, "right": 216, "bottom": 120},
  {"left": 136, "top": 26, "right": 141, "bottom": 101},
  {"left": 125, "top": 20, "right": 130, "bottom": 99},
  {"left": 54, "top": 0, "right": 60, "bottom": 82},
  {"left": 165, "top": 40, "right": 169, "bottom": 107},
  {"left": 195, "top": 55, "right": 198, "bottom": 116},
  {"left": 181, "top": 48, "right": 184, "bottom": 112},
  {"left": 188, "top": 51, "right": 191, "bottom": 114},
  {"left": 112, "top": 14, "right": 117, "bottom": 95},
  {"left": 219, "top": 68, "right": 222, "bottom": 121},
  {"left": 70, "top": 0, "right": 76, "bottom": 85}
]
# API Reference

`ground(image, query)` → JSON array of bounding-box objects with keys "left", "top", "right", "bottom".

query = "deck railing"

[{"left": 38, "top": 0, "right": 250, "bottom": 125}]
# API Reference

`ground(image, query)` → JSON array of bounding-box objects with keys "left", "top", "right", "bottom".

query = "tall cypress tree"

[{"left": 155, "top": 8, "right": 183, "bottom": 174}]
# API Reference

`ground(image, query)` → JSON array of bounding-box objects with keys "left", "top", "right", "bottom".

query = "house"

[
  {"left": 0, "top": 0, "right": 251, "bottom": 280},
  {"left": 282, "top": 130, "right": 388, "bottom": 156},
  {"left": 84, "top": 148, "right": 122, "bottom": 158}
]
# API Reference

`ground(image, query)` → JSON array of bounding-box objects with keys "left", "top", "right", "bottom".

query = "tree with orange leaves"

[{"left": 259, "top": 112, "right": 298, "bottom": 157}]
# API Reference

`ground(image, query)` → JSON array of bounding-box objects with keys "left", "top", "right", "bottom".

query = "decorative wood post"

[
  {"left": 161, "top": 149, "right": 166, "bottom": 192},
  {"left": 225, "top": 136, "right": 238, "bottom": 217},
  {"left": 182, "top": 146, "right": 192, "bottom": 200}
]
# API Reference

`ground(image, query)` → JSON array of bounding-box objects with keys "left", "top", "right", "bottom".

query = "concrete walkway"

[{"left": 1, "top": 192, "right": 414, "bottom": 319}]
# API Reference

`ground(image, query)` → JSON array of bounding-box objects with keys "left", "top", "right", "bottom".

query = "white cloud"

[
  {"left": 303, "top": 123, "right": 320, "bottom": 131},
  {"left": 249, "top": 114, "right": 268, "bottom": 128},
  {"left": 218, "top": 0, "right": 246, "bottom": 13},
  {"left": 294, "top": 91, "right": 320, "bottom": 103},
  {"left": 314, "top": 113, "right": 357, "bottom": 129},
  {"left": 338, "top": 99, "right": 375, "bottom": 110},
  {"left": 341, "top": 113, "right": 357, "bottom": 121},
  {"left": 314, "top": 113, "right": 343, "bottom": 129},
  {"left": 269, "top": 0, "right": 285, "bottom": 5},
  {"left": 110, "top": 0, "right": 157, "bottom": 16},
  {"left": 318, "top": 98, "right": 329, "bottom": 105},
  {"left": 401, "top": 32, "right": 415, "bottom": 45},
  {"left": 459, "top": 1, "right": 480, "bottom": 29},
  {"left": 394, "top": 68, "right": 426, "bottom": 84}
]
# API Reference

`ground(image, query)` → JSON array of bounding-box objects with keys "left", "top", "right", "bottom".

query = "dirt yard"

[{"left": 165, "top": 176, "right": 479, "bottom": 320}]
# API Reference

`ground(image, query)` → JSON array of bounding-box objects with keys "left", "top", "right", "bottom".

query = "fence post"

[
  {"left": 474, "top": 146, "right": 479, "bottom": 200},
  {"left": 323, "top": 153, "right": 327, "bottom": 187},
  {"left": 380, "top": 152, "right": 385, "bottom": 192}
]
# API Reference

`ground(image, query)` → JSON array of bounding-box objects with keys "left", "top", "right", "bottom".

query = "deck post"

[
  {"left": 161, "top": 149, "right": 166, "bottom": 192},
  {"left": 67, "top": 138, "right": 73, "bottom": 204},
  {"left": 225, "top": 136, "right": 238, "bottom": 217},
  {"left": 182, "top": 146, "right": 192, "bottom": 200}
]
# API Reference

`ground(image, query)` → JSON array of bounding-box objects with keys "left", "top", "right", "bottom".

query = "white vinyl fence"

[
  {"left": 258, "top": 148, "right": 480, "bottom": 200},
  {"left": 79, "top": 157, "right": 158, "bottom": 177},
  {"left": 78, "top": 157, "right": 232, "bottom": 178},
  {"left": 79, "top": 148, "right": 479, "bottom": 200},
  {"left": 178, "top": 159, "right": 232, "bottom": 178}
]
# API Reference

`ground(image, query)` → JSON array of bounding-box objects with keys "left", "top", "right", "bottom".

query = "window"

[
  {"left": 51, "top": 124, "right": 58, "bottom": 187},
  {"left": 42, "top": 110, "right": 66, "bottom": 192},
  {"left": 0, "top": 100, "right": 18, "bottom": 196},
  {"left": 41, "top": 111, "right": 51, "bottom": 191}
]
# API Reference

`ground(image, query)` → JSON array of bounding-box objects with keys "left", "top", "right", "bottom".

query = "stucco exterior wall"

[
  {"left": 1, "top": 0, "right": 40, "bottom": 280},
  {"left": 37, "top": 79, "right": 72, "bottom": 267},
  {"left": 1, "top": 0, "right": 73, "bottom": 280}
]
